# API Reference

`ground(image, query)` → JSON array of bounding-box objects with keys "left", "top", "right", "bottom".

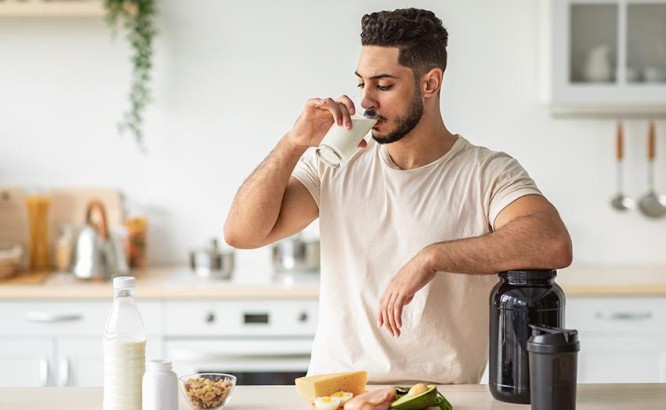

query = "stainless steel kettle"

[{"left": 70, "top": 200, "right": 128, "bottom": 280}]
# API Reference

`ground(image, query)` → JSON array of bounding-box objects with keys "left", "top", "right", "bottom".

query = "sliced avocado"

[{"left": 390, "top": 385, "right": 437, "bottom": 410}]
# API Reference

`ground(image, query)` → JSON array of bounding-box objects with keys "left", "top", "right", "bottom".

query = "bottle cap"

[
  {"left": 527, "top": 324, "right": 580, "bottom": 354},
  {"left": 148, "top": 359, "right": 173, "bottom": 371},
  {"left": 113, "top": 276, "right": 136, "bottom": 290}
]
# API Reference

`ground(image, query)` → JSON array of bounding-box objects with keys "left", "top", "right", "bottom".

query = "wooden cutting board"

[
  {"left": 0, "top": 186, "right": 123, "bottom": 269},
  {"left": 0, "top": 270, "right": 51, "bottom": 285},
  {"left": 49, "top": 187, "right": 123, "bottom": 233}
]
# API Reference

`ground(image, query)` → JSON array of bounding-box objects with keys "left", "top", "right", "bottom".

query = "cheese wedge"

[{"left": 295, "top": 371, "right": 367, "bottom": 403}]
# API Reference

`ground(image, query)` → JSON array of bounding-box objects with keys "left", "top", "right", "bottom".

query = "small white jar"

[{"left": 142, "top": 359, "right": 178, "bottom": 410}]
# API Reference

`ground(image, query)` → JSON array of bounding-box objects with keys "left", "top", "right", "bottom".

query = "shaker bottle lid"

[
  {"left": 113, "top": 276, "right": 136, "bottom": 289},
  {"left": 527, "top": 324, "right": 580, "bottom": 353}
]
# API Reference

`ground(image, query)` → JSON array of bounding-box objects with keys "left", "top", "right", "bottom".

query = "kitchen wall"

[{"left": 1, "top": 0, "right": 665, "bottom": 277}]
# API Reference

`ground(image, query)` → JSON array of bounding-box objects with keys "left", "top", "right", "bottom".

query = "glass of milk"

[{"left": 316, "top": 97, "right": 378, "bottom": 168}]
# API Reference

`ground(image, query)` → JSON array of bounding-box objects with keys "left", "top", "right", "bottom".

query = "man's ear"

[{"left": 421, "top": 67, "right": 443, "bottom": 97}]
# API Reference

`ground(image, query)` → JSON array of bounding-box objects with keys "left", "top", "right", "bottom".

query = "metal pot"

[
  {"left": 70, "top": 200, "right": 128, "bottom": 280},
  {"left": 189, "top": 238, "right": 234, "bottom": 279},
  {"left": 271, "top": 234, "right": 320, "bottom": 274}
]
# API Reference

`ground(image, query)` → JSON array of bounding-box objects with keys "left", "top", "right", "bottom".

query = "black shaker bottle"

[
  {"left": 489, "top": 269, "right": 565, "bottom": 404},
  {"left": 527, "top": 325, "right": 580, "bottom": 410}
]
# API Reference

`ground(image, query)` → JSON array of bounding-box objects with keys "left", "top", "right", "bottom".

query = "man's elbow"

[
  {"left": 223, "top": 222, "right": 260, "bottom": 250},
  {"left": 549, "top": 233, "right": 573, "bottom": 269}
]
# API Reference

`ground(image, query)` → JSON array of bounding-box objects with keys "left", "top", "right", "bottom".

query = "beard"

[{"left": 371, "top": 91, "right": 424, "bottom": 145}]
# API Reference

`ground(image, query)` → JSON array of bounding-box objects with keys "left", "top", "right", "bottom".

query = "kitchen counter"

[
  {"left": 0, "top": 384, "right": 664, "bottom": 409},
  {"left": 1, "top": 264, "right": 666, "bottom": 300},
  {"left": 0, "top": 267, "right": 320, "bottom": 300}
]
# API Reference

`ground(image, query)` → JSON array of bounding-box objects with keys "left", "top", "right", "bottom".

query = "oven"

[{"left": 163, "top": 298, "right": 318, "bottom": 385}]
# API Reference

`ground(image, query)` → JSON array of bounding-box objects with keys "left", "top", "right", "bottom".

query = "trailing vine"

[{"left": 104, "top": 0, "right": 157, "bottom": 151}]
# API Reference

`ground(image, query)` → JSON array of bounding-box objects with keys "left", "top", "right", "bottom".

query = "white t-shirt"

[{"left": 292, "top": 136, "right": 542, "bottom": 384}]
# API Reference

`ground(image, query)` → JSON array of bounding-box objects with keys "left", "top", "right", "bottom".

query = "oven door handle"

[{"left": 171, "top": 351, "right": 311, "bottom": 361}]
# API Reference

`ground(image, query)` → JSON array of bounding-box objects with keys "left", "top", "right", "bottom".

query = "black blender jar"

[{"left": 488, "top": 269, "right": 565, "bottom": 404}]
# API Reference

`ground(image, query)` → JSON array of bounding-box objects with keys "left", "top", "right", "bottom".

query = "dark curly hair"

[{"left": 360, "top": 8, "right": 448, "bottom": 79}]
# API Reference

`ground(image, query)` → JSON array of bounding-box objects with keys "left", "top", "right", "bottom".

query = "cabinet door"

[
  {"left": 567, "top": 296, "right": 666, "bottom": 383},
  {"left": 577, "top": 333, "right": 666, "bottom": 383},
  {"left": 0, "top": 339, "right": 53, "bottom": 387},
  {"left": 548, "top": 0, "right": 666, "bottom": 114},
  {"left": 56, "top": 338, "right": 104, "bottom": 387}
]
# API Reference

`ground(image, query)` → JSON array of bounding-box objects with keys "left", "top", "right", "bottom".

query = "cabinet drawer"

[
  {"left": 566, "top": 297, "right": 666, "bottom": 333},
  {"left": 164, "top": 299, "right": 318, "bottom": 337},
  {"left": 0, "top": 301, "right": 162, "bottom": 337}
]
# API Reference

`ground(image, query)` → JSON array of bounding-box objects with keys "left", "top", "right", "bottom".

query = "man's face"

[{"left": 355, "top": 46, "right": 424, "bottom": 144}]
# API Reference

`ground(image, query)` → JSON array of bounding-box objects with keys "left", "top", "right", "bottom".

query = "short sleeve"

[
  {"left": 484, "top": 153, "right": 543, "bottom": 227},
  {"left": 291, "top": 148, "right": 321, "bottom": 208}
]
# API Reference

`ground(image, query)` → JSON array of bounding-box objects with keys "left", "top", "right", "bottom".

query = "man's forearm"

[
  {"left": 224, "top": 136, "right": 307, "bottom": 248},
  {"left": 422, "top": 212, "right": 573, "bottom": 275}
]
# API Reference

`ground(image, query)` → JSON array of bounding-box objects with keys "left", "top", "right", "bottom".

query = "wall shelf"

[{"left": 0, "top": 1, "right": 105, "bottom": 17}]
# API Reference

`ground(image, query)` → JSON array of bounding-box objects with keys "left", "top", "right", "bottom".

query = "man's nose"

[{"left": 359, "top": 92, "right": 377, "bottom": 110}]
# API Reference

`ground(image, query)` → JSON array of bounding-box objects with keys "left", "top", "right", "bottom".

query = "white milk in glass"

[{"left": 317, "top": 116, "right": 377, "bottom": 167}]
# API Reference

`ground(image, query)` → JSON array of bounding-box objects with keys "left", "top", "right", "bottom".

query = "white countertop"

[{"left": 1, "top": 264, "right": 666, "bottom": 300}]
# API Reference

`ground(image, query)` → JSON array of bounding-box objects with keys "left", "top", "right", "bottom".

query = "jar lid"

[
  {"left": 499, "top": 269, "right": 557, "bottom": 280},
  {"left": 527, "top": 324, "right": 580, "bottom": 353}
]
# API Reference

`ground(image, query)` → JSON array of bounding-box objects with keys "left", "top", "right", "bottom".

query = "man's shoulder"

[{"left": 453, "top": 136, "right": 515, "bottom": 163}]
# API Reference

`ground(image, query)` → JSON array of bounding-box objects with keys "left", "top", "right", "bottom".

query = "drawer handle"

[
  {"left": 595, "top": 311, "right": 653, "bottom": 321},
  {"left": 39, "top": 357, "right": 50, "bottom": 387},
  {"left": 26, "top": 312, "right": 83, "bottom": 323},
  {"left": 58, "top": 357, "right": 70, "bottom": 387}
]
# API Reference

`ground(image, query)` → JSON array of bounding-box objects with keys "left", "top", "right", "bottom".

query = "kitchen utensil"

[
  {"left": 189, "top": 238, "right": 234, "bottom": 279},
  {"left": 49, "top": 187, "right": 123, "bottom": 241},
  {"left": 638, "top": 122, "right": 666, "bottom": 218},
  {"left": 179, "top": 373, "right": 236, "bottom": 410},
  {"left": 611, "top": 122, "right": 634, "bottom": 211},
  {"left": 70, "top": 200, "right": 129, "bottom": 280},
  {"left": 271, "top": 234, "right": 320, "bottom": 274}
]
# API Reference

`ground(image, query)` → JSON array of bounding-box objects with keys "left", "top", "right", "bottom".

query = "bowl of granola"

[{"left": 179, "top": 373, "right": 236, "bottom": 410}]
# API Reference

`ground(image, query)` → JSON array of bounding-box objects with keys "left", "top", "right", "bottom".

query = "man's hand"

[
  {"left": 377, "top": 250, "right": 437, "bottom": 337},
  {"left": 287, "top": 96, "right": 367, "bottom": 149}
]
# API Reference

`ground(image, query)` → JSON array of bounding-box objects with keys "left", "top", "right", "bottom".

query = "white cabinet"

[
  {"left": 566, "top": 296, "right": 666, "bottom": 382},
  {"left": 0, "top": 301, "right": 163, "bottom": 387},
  {"left": 0, "top": 339, "right": 53, "bottom": 387},
  {"left": 544, "top": 0, "right": 666, "bottom": 116}
]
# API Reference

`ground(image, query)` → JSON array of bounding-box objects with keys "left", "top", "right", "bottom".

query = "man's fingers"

[
  {"left": 385, "top": 294, "right": 398, "bottom": 336},
  {"left": 318, "top": 97, "right": 353, "bottom": 128},
  {"left": 395, "top": 295, "right": 405, "bottom": 330},
  {"left": 337, "top": 94, "right": 356, "bottom": 116},
  {"left": 377, "top": 293, "right": 386, "bottom": 327}
]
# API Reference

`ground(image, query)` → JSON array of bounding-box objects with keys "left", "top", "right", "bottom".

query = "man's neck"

[{"left": 385, "top": 113, "right": 457, "bottom": 170}]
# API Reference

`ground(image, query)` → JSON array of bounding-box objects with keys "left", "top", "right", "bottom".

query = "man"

[{"left": 224, "top": 8, "right": 572, "bottom": 384}]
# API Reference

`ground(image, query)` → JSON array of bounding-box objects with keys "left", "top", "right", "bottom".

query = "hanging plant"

[{"left": 104, "top": 0, "right": 157, "bottom": 152}]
